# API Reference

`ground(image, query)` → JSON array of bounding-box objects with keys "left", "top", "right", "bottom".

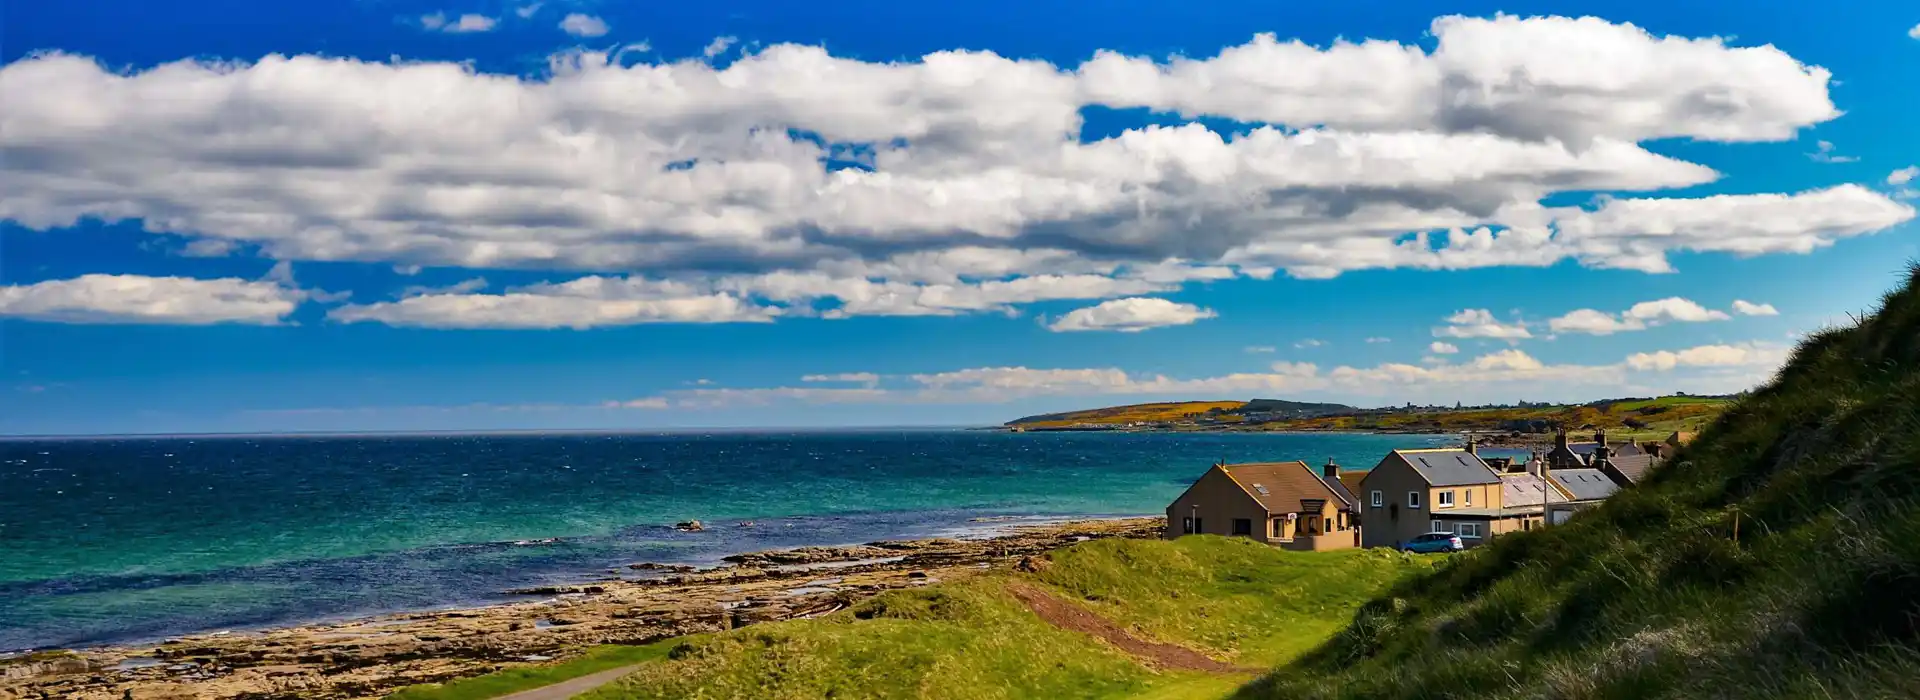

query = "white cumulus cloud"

[
  {"left": 420, "top": 12, "right": 497, "bottom": 33},
  {"left": 1549, "top": 296, "right": 1731, "bottom": 335},
  {"left": 0, "top": 274, "right": 306, "bottom": 325},
  {"left": 703, "top": 36, "right": 739, "bottom": 59},
  {"left": 1047, "top": 297, "right": 1216, "bottom": 333},
  {"left": 559, "top": 13, "right": 608, "bottom": 37},
  {"left": 1434, "top": 309, "right": 1532, "bottom": 340},
  {"left": 1806, "top": 140, "right": 1857, "bottom": 164},
  {"left": 1625, "top": 343, "right": 1789, "bottom": 371},
  {"left": 1429, "top": 341, "right": 1460, "bottom": 354},
  {"left": 1731, "top": 300, "right": 1779, "bottom": 316},
  {"left": 0, "top": 14, "right": 1909, "bottom": 328},
  {"left": 624, "top": 339, "right": 1792, "bottom": 409},
  {"left": 801, "top": 372, "right": 882, "bottom": 385}
]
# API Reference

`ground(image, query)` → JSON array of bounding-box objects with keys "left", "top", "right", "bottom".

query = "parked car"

[{"left": 1402, "top": 531, "right": 1464, "bottom": 553}]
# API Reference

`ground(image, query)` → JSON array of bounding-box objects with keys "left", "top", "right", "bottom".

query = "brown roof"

[
  {"left": 1218, "top": 461, "right": 1350, "bottom": 514},
  {"left": 1338, "top": 471, "right": 1368, "bottom": 497}
]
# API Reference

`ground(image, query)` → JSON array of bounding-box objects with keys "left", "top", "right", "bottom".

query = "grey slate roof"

[
  {"left": 1604, "top": 453, "right": 1656, "bottom": 483},
  {"left": 1396, "top": 449, "right": 1502, "bottom": 486},
  {"left": 1551, "top": 468, "right": 1621, "bottom": 501}
]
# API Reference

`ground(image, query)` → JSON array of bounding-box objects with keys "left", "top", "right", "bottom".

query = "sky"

[{"left": 3, "top": 1, "right": 1920, "bottom": 435}]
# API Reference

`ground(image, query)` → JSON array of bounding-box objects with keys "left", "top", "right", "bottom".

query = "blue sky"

[{"left": 4, "top": 0, "right": 1919, "bottom": 435}]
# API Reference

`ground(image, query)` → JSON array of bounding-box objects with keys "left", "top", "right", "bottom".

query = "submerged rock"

[{"left": 674, "top": 520, "right": 706, "bottom": 532}]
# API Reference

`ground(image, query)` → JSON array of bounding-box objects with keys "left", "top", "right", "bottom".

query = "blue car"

[{"left": 1402, "top": 531, "right": 1465, "bottom": 553}]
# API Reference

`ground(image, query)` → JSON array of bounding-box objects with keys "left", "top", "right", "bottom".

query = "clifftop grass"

[{"left": 1243, "top": 266, "right": 1920, "bottom": 699}]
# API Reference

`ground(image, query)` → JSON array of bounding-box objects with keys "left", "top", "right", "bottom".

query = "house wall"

[
  {"left": 1427, "top": 482, "right": 1502, "bottom": 513},
  {"left": 1165, "top": 466, "right": 1270, "bottom": 542},
  {"left": 1278, "top": 531, "right": 1361, "bottom": 552},
  {"left": 1269, "top": 497, "right": 1358, "bottom": 550},
  {"left": 1357, "top": 457, "right": 1434, "bottom": 548}
]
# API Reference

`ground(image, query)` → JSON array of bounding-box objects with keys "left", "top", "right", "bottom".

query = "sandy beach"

[{"left": 1, "top": 517, "right": 1164, "bottom": 700}]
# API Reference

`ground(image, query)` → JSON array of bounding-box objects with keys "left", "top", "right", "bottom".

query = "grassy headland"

[{"left": 1009, "top": 395, "right": 1729, "bottom": 443}]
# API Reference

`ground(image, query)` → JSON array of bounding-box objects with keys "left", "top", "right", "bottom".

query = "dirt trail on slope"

[
  {"left": 492, "top": 664, "right": 644, "bottom": 700},
  {"left": 1005, "top": 582, "right": 1259, "bottom": 674}
]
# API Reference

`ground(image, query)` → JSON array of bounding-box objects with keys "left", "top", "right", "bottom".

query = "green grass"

[
  {"left": 385, "top": 641, "right": 676, "bottom": 700},
  {"left": 560, "top": 536, "right": 1430, "bottom": 700},
  {"left": 1236, "top": 264, "right": 1920, "bottom": 700},
  {"left": 1033, "top": 540, "right": 1428, "bottom": 666}
]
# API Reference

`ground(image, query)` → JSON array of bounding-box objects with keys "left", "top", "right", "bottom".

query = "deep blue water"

[{"left": 0, "top": 429, "right": 1449, "bottom": 650}]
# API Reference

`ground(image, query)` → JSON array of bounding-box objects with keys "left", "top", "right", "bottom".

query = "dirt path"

[
  {"left": 1005, "top": 582, "right": 1259, "bottom": 674},
  {"left": 492, "top": 664, "right": 643, "bottom": 700}
]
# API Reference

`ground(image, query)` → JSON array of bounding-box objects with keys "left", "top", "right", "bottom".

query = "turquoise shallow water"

[{"left": 0, "top": 429, "right": 1447, "bottom": 650}]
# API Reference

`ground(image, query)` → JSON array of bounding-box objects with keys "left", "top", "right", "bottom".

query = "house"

[
  {"left": 1597, "top": 451, "right": 1657, "bottom": 486},
  {"left": 1355, "top": 447, "right": 1510, "bottom": 549},
  {"left": 1165, "top": 459, "right": 1360, "bottom": 551},
  {"left": 1545, "top": 468, "right": 1620, "bottom": 523},
  {"left": 1490, "top": 470, "right": 1567, "bottom": 533}
]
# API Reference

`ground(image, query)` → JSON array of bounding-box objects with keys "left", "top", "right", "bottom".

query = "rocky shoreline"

[{"left": 0, "top": 517, "right": 1164, "bottom": 700}]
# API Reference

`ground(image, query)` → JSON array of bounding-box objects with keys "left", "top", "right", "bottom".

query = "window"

[
  {"left": 1194, "top": 517, "right": 1204, "bottom": 533},
  {"left": 1459, "top": 523, "right": 1482, "bottom": 538},
  {"left": 1370, "top": 490, "right": 1383, "bottom": 507},
  {"left": 1437, "top": 490, "right": 1455, "bottom": 508},
  {"left": 1182, "top": 517, "right": 1195, "bottom": 534},
  {"left": 1231, "top": 518, "right": 1253, "bottom": 536},
  {"left": 1464, "top": 489, "right": 1474, "bottom": 506},
  {"left": 1271, "top": 519, "right": 1283, "bottom": 537},
  {"left": 1408, "top": 491, "right": 1422, "bottom": 509},
  {"left": 1431, "top": 519, "right": 1443, "bottom": 533}
]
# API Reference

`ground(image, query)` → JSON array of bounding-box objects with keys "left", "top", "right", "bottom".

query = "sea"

[{"left": 0, "top": 429, "right": 1467, "bottom": 651}]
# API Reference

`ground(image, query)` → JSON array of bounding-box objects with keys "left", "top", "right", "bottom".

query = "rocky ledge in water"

[{"left": 0, "top": 517, "right": 1161, "bottom": 700}]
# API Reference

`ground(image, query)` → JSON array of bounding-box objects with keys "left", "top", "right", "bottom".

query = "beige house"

[
  {"left": 1356, "top": 447, "right": 1512, "bottom": 549},
  {"left": 1165, "top": 460, "right": 1360, "bottom": 551}
]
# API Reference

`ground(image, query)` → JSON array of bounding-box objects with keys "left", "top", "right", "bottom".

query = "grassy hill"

[
  {"left": 1005, "top": 396, "right": 1729, "bottom": 441},
  {"left": 579, "top": 541, "right": 1429, "bottom": 700},
  {"left": 1268, "top": 395, "right": 1729, "bottom": 441},
  {"left": 1007, "top": 401, "right": 1252, "bottom": 429},
  {"left": 1238, "top": 267, "right": 1920, "bottom": 699},
  {"left": 388, "top": 541, "right": 1434, "bottom": 700}
]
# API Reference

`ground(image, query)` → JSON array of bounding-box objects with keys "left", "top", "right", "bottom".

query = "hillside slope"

[
  {"left": 574, "top": 540, "right": 1430, "bottom": 700},
  {"left": 1242, "top": 268, "right": 1920, "bottom": 699}
]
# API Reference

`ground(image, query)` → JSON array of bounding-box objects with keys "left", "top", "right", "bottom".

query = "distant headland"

[{"left": 1002, "top": 395, "right": 1734, "bottom": 444}]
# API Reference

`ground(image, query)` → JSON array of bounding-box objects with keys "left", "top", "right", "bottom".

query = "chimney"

[
  {"left": 1554, "top": 429, "right": 1569, "bottom": 449},
  {"left": 1465, "top": 439, "right": 1477, "bottom": 456},
  {"left": 1322, "top": 458, "right": 1339, "bottom": 480},
  {"left": 1596, "top": 431, "right": 1608, "bottom": 447}
]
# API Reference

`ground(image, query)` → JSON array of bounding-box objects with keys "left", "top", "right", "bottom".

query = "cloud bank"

[{"left": 1, "top": 14, "right": 1912, "bottom": 328}]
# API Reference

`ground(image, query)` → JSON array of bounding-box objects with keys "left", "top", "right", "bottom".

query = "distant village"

[{"left": 1165, "top": 429, "right": 1696, "bottom": 551}]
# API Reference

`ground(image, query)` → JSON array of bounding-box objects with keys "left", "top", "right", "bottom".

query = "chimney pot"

[{"left": 1323, "top": 458, "right": 1339, "bottom": 480}]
